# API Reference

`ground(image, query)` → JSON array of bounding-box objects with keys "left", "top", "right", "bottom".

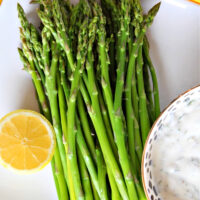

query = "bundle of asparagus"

[{"left": 17, "top": 0, "right": 160, "bottom": 199}]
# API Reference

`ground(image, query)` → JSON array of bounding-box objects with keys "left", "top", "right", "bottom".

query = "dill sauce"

[{"left": 150, "top": 89, "right": 200, "bottom": 200}]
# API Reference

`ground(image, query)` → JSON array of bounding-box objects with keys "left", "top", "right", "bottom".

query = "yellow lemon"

[
  {"left": 189, "top": 0, "right": 200, "bottom": 4},
  {"left": 0, "top": 110, "right": 55, "bottom": 173}
]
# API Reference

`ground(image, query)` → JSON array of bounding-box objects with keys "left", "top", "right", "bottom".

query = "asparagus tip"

[
  {"left": 149, "top": 2, "right": 161, "bottom": 16},
  {"left": 17, "top": 3, "right": 21, "bottom": 13},
  {"left": 30, "top": 0, "right": 40, "bottom": 4}
]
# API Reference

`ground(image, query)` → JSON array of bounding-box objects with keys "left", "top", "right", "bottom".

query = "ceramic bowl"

[{"left": 142, "top": 85, "right": 200, "bottom": 200}]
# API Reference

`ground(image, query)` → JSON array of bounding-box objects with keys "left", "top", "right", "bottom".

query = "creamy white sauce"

[{"left": 152, "top": 97, "right": 200, "bottom": 200}]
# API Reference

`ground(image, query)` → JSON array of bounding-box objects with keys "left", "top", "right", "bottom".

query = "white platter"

[{"left": 0, "top": 0, "right": 199, "bottom": 199}]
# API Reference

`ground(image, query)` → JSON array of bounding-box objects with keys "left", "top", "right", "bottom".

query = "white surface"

[{"left": 0, "top": 0, "right": 199, "bottom": 199}]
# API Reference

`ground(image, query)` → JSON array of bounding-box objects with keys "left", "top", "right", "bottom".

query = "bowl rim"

[{"left": 141, "top": 84, "right": 200, "bottom": 200}]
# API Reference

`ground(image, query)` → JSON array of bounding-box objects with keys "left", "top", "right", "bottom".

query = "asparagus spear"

[
  {"left": 59, "top": 56, "right": 102, "bottom": 198},
  {"left": 96, "top": 146, "right": 108, "bottom": 200},
  {"left": 18, "top": 41, "right": 69, "bottom": 200},
  {"left": 143, "top": 36, "right": 161, "bottom": 119},
  {"left": 17, "top": 1, "right": 161, "bottom": 200},
  {"left": 18, "top": 49, "right": 67, "bottom": 200},
  {"left": 143, "top": 61, "right": 155, "bottom": 124},
  {"left": 125, "top": 32, "right": 144, "bottom": 176},
  {"left": 66, "top": 18, "right": 89, "bottom": 199},
  {"left": 114, "top": 0, "right": 130, "bottom": 114},
  {"left": 57, "top": 71, "right": 76, "bottom": 200},
  {"left": 58, "top": 61, "right": 102, "bottom": 199},
  {"left": 78, "top": 146, "right": 93, "bottom": 200},
  {"left": 96, "top": 3, "right": 138, "bottom": 199}
]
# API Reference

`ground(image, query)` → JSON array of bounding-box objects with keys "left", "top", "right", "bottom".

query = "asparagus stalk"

[
  {"left": 66, "top": 17, "right": 89, "bottom": 199},
  {"left": 85, "top": 13, "right": 129, "bottom": 198},
  {"left": 18, "top": 47, "right": 48, "bottom": 116},
  {"left": 57, "top": 72, "right": 76, "bottom": 200},
  {"left": 67, "top": 92, "right": 84, "bottom": 200},
  {"left": 86, "top": 103, "right": 129, "bottom": 199},
  {"left": 43, "top": 41, "right": 69, "bottom": 186},
  {"left": 53, "top": 146, "right": 69, "bottom": 200},
  {"left": 18, "top": 28, "right": 69, "bottom": 199},
  {"left": 18, "top": 48, "right": 67, "bottom": 200},
  {"left": 125, "top": 32, "right": 144, "bottom": 175},
  {"left": 78, "top": 146, "right": 93, "bottom": 200},
  {"left": 77, "top": 94, "right": 96, "bottom": 162},
  {"left": 59, "top": 60, "right": 102, "bottom": 199},
  {"left": 51, "top": 157, "right": 61, "bottom": 200},
  {"left": 81, "top": 41, "right": 129, "bottom": 198},
  {"left": 137, "top": 46, "right": 150, "bottom": 145},
  {"left": 96, "top": 146, "right": 108, "bottom": 200},
  {"left": 114, "top": 0, "right": 130, "bottom": 113},
  {"left": 98, "top": 88, "right": 118, "bottom": 159},
  {"left": 107, "top": 166, "right": 121, "bottom": 200},
  {"left": 97, "top": 5, "right": 138, "bottom": 199},
  {"left": 125, "top": 3, "right": 160, "bottom": 165},
  {"left": 143, "top": 62, "right": 155, "bottom": 124},
  {"left": 143, "top": 36, "right": 161, "bottom": 118},
  {"left": 18, "top": 4, "right": 45, "bottom": 84},
  {"left": 17, "top": 1, "right": 162, "bottom": 200},
  {"left": 76, "top": 120, "right": 101, "bottom": 197},
  {"left": 136, "top": 3, "right": 161, "bottom": 144},
  {"left": 91, "top": 181, "right": 101, "bottom": 200},
  {"left": 59, "top": 55, "right": 102, "bottom": 198}
]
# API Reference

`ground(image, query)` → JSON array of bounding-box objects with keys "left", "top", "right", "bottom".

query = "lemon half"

[{"left": 0, "top": 110, "right": 55, "bottom": 173}]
